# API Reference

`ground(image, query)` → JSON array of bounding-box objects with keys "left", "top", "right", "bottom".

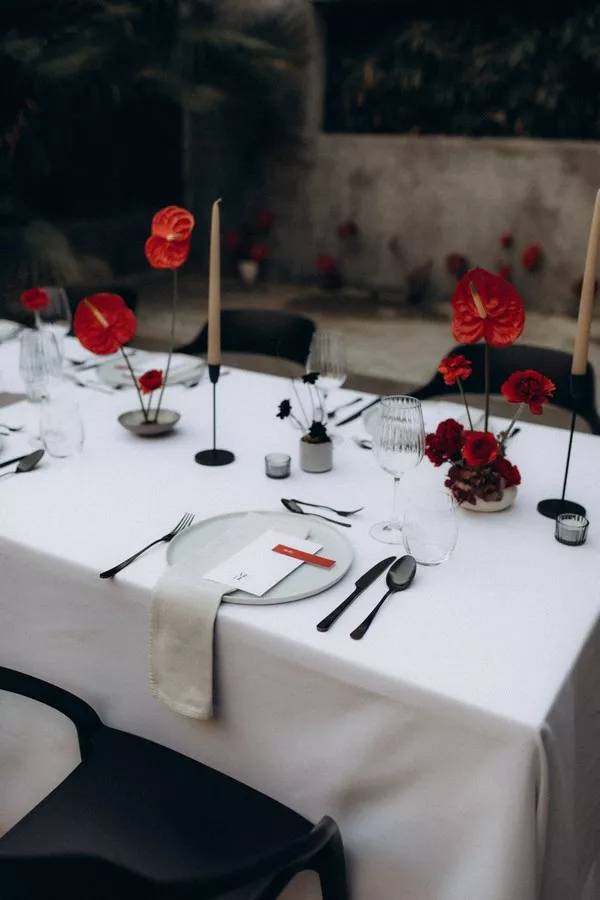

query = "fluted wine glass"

[
  {"left": 370, "top": 396, "right": 425, "bottom": 544},
  {"left": 306, "top": 330, "right": 347, "bottom": 413}
]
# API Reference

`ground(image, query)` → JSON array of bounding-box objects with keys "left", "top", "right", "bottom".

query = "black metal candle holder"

[
  {"left": 194, "top": 364, "right": 235, "bottom": 467},
  {"left": 537, "top": 374, "right": 586, "bottom": 519}
]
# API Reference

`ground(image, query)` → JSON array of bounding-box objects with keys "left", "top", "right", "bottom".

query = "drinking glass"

[
  {"left": 19, "top": 328, "right": 63, "bottom": 402},
  {"left": 403, "top": 490, "right": 459, "bottom": 565},
  {"left": 37, "top": 287, "right": 72, "bottom": 342},
  {"left": 306, "top": 331, "right": 347, "bottom": 413},
  {"left": 370, "top": 396, "right": 425, "bottom": 544},
  {"left": 40, "top": 399, "right": 84, "bottom": 457}
]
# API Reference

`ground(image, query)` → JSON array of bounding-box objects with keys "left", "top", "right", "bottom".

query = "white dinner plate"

[
  {"left": 167, "top": 510, "right": 354, "bottom": 605},
  {"left": 96, "top": 353, "right": 205, "bottom": 388}
]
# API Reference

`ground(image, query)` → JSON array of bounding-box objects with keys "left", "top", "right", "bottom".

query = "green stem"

[
  {"left": 484, "top": 343, "right": 490, "bottom": 433},
  {"left": 499, "top": 402, "right": 525, "bottom": 450},
  {"left": 154, "top": 267, "right": 178, "bottom": 422},
  {"left": 120, "top": 347, "right": 149, "bottom": 422},
  {"left": 457, "top": 378, "right": 473, "bottom": 430}
]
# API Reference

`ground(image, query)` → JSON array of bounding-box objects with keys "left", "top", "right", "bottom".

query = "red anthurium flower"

[
  {"left": 144, "top": 205, "right": 195, "bottom": 270},
  {"left": 452, "top": 267, "right": 525, "bottom": 348},
  {"left": 144, "top": 234, "right": 191, "bottom": 269},
  {"left": 257, "top": 209, "right": 275, "bottom": 230},
  {"left": 250, "top": 243, "right": 269, "bottom": 263},
  {"left": 21, "top": 288, "right": 50, "bottom": 311},
  {"left": 337, "top": 220, "right": 358, "bottom": 239},
  {"left": 501, "top": 369, "right": 555, "bottom": 415},
  {"left": 494, "top": 456, "right": 521, "bottom": 486},
  {"left": 150, "top": 206, "right": 195, "bottom": 242},
  {"left": 74, "top": 293, "right": 136, "bottom": 355},
  {"left": 223, "top": 229, "right": 241, "bottom": 252},
  {"left": 139, "top": 369, "right": 164, "bottom": 394},
  {"left": 522, "top": 243, "right": 543, "bottom": 272},
  {"left": 499, "top": 231, "right": 514, "bottom": 248},
  {"left": 438, "top": 354, "right": 472, "bottom": 386},
  {"left": 462, "top": 431, "right": 498, "bottom": 467},
  {"left": 498, "top": 264, "right": 512, "bottom": 281},
  {"left": 316, "top": 253, "right": 336, "bottom": 274}
]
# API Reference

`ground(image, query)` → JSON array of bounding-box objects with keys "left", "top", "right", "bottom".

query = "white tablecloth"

[{"left": 1, "top": 337, "right": 600, "bottom": 900}]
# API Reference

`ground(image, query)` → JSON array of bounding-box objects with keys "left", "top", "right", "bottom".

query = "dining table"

[{"left": 1, "top": 334, "right": 600, "bottom": 900}]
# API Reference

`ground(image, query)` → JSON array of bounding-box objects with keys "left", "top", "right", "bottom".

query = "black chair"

[
  {"left": 177, "top": 309, "right": 316, "bottom": 367},
  {"left": 0, "top": 667, "right": 348, "bottom": 900},
  {"left": 413, "top": 343, "right": 600, "bottom": 435}
]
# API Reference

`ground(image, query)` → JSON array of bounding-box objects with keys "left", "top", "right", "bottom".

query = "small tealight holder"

[
  {"left": 555, "top": 513, "right": 589, "bottom": 546},
  {"left": 265, "top": 453, "right": 291, "bottom": 479}
]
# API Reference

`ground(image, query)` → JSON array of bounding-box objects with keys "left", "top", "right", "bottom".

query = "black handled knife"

[
  {"left": 317, "top": 556, "right": 396, "bottom": 632},
  {"left": 336, "top": 397, "right": 381, "bottom": 427}
]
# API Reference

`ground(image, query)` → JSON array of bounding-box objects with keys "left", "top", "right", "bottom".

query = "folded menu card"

[{"left": 203, "top": 529, "right": 325, "bottom": 597}]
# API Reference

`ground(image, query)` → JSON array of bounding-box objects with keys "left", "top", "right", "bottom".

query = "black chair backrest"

[
  {"left": 177, "top": 309, "right": 316, "bottom": 366},
  {"left": 413, "top": 343, "right": 600, "bottom": 434}
]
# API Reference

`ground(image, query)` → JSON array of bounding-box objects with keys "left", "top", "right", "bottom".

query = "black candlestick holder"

[
  {"left": 537, "top": 374, "right": 586, "bottom": 519},
  {"left": 195, "top": 363, "right": 235, "bottom": 467}
]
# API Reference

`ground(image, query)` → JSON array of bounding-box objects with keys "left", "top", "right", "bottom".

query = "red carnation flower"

[
  {"left": 438, "top": 354, "right": 472, "bottom": 386},
  {"left": 501, "top": 369, "right": 555, "bottom": 415},
  {"left": 498, "top": 264, "right": 513, "bottom": 282},
  {"left": 337, "top": 220, "right": 358, "bottom": 239},
  {"left": 250, "top": 243, "right": 269, "bottom": 263},
  {"left": 494, "top": 456, "right": 521, "bottom": 487},
  {"left": 257, "top": 209, "right": 275, "bottom": 230},
  {"left": 139, "top": 369, "right": 164, "bottom": 394},
  {"left": 425, "top": 418, "right": 464, "bottom": 466},
  {"left": 74, "top": 293, "right": 136, "bottom": 355},
  {"left": 21, "top": 288, "right": 50, "bottom": 312},
  {"left": 499, "top": 231, "right": 514, "bottom": 248},
  {"left": 446, "top": 253, "right": 469, "bottom": 279},
  {"left": 522, "top": 243, "right": 543, "bottom": 272},
  {"left": 462, "top": 431, "right": 498, "bottom": 467},
  {"left": 452, "top": 267, "right": 525, "bottom": 348},
  {"left": 223, "top": 229, "right": 241, "bottom": 252},
  {"left": 316, "top": 253, "right": 336, "bottom": 275}
]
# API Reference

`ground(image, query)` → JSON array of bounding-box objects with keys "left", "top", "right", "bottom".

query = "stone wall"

[{"left": 266, "top": 133, "right": 600, "bottom": 315}]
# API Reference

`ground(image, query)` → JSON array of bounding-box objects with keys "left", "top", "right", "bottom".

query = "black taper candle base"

[
  {"left": 537, "top": 376, "right": 586, "bottom": 519},
  {"left": 194, "top": 363, "right": 235, "bottom": 466}
]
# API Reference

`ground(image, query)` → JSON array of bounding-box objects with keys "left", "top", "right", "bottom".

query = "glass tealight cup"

[{"left": 265, "top": 453, "right": 291, "bottom": 479}]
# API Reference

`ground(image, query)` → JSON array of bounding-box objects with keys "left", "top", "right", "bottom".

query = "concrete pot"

[
  {"left": 118, "top": 408, "right": 180, "bottom": 437},
  {"left": 299, "top": 437, "right": 333, "bottom": 473},
  {"left": 461, "top": 485, "right": 518, "bottom": 512},
  {"left": 238, "top": 259, "right": 259, "bottom": 284}
]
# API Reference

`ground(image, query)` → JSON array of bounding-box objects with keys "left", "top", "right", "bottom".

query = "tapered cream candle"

[
  {"left": 207, "top": 198, "right": 221, "bottom": 366},
  {"left": 572, "top": 189, "right": 600, "bottom": 375}
]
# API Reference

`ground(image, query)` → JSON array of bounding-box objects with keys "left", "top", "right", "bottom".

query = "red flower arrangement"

[
  {"left": 337, "top": 220, "right": 359, "bottom": 239},
  {"left": 223, "top": 210, "right": 275, "bottom": 280},
  {"left": 74, "top": 204, "right": 195, "bottom": 427},
  {"left": 522, "top": 243, "right": 543, "bottom": 272},
  {"left": 21, "top": 288, "right": 50, "bottom": 315},
  {"left": 426, "top": 267, "right": 553, "bottom": 507},
  {"left": 445, "top": 253, "right": 469, "bottom": 280},
  {"left": 250, "top": 243, "right": 269, "bottom": 263}
]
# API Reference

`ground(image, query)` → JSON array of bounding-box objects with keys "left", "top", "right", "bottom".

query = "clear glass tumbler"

[
  {"left": 19, "top": 329, "right": 63, "bottom": 402},
  {"left": 403, "top": 490, "right": 459, "bottom": 565},
  {"left": 40, "top": 398, "right": 84, "bottom": 458}
]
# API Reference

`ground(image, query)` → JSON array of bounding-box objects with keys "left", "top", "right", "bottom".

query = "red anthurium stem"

[
  {"left": 484, "top": 343, "right": 490, "bottom": 433},
  {"left": 120, "top": 346, "right": 149, "bottom": 422},
  {"left": 499, "top": 402, "right": 525, "bottom": 450},
  {"left": 457, "top": 378, "right": 473, "bottom": 430},
  {"left": 154, "top": 267, "right": 178, "bottom": 422}
]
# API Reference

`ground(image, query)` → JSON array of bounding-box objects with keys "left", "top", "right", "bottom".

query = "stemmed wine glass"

[
  {"left": 306, "top": 331, "right": 347, "bottom": 415},
  {"left": 370, "top": 396, "right": 425, "bottom": 544}
]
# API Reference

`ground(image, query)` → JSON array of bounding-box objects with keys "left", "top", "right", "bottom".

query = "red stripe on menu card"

[{"left": 272, "top": 544, "right": 335, "bottom": 569}]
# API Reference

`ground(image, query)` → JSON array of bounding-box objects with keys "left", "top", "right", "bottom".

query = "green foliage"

[{"left": 328, "top": 6, "right": 600, "bottom": 138}]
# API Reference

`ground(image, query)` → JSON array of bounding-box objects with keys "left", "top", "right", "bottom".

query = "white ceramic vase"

[
  {"left": 238, "top": 259, "right": 259, "bottom": 284},
  {"left": 299, "top": 437, "right": 333, "bottom": 473},
  {"left": 461, "top": 485, "right": 518, "bottom": 512}
]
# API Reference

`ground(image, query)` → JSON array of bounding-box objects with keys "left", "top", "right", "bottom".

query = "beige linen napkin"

[{"left": 149, "top": 514, "right": 309, "bottom": 719}]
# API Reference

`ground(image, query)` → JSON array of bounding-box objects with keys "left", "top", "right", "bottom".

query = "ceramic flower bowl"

[{"left": 118, "top": 409, "right": 180, "bottom": 437}]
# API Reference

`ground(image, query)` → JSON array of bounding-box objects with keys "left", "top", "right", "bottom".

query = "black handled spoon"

[
  {"left": 281, "top": 498, "right": 352, "bottom": 528},
  {"left": 350, "top": 555, "right": 417, "bottom": 639},
  {"left": 0, "top": 449, "right": 44, "bottom": 479}
]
